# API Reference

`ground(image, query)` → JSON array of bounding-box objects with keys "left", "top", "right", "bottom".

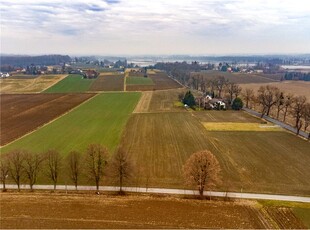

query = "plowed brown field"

[
  {"left": 2, "top": 193, "right": 306, "bottom": 229},
  {"left": 0, "top": 93, "right": 95, "bottom": 146},
  {"left": 89, "top": 73, "right": 124, "bottom": 91},
  {"left": 126, "top": 71, "right": 182, "bottom": 91}
]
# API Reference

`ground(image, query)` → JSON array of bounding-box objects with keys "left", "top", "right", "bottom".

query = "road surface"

[
  {"left": 1, "top": 184, "right": 310, "bottom": 203},
  {"left": 243, "top": 107, "right": 309, "bottom": 139}
]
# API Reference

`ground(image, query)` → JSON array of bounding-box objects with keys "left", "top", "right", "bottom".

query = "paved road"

[
  {"left": 243, "top": 107, "right": 309, "bottom": 139},
  {"left": 1, "top": 184, "right": 310, "bottom": 203}
]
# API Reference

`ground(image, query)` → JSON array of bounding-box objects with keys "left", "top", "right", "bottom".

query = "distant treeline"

[
  {"left": 284, "top": 72, "right": 310, "bottom": 81},
  {"left": 0, "top": 55, "right": 71, "bottom": 66}
]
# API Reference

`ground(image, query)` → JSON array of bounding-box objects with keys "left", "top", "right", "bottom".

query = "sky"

[{"left": 1, "top": 0, "right": 310, "bottom": 56}]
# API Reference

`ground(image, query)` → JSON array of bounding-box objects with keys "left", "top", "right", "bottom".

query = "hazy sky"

[{"left": 1, "top": 0, "right": 310, "bottom": 55}]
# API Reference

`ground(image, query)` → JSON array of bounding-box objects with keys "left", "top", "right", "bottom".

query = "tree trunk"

[
  {"left": 266, "top": 106, "right": 271, "bottom": 116},
  {"left": 120, "top": 176, "right": 123, "bottom": 194},
  {"left": 54, "top": 182, "right": 56, "bottom": 191},
  {"left": 283, "top": 108, "right": 288, "bottom": 122}
]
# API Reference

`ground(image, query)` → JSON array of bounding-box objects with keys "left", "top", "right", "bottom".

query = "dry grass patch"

[
  {"left": 0, "top": 74, "right": 67, "bottom": 93},
  {"left": 203, "top": 122, "right": 282, "bottom": 131}
]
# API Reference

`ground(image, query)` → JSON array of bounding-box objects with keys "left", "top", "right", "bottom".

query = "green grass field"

[
  {"left": 1, "top": 92, "right": 141, "bottom": 155},
  {"left": 44, "top": 74, "right": 95, "bottom": 93},
  {"left": 126, "top": 76, "right": 154, "bottom": 85}
]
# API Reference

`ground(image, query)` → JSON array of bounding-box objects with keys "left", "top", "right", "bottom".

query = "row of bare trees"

[
  {"left": 190, "top": 75, "right": 242, "bottom": 105},
  {"left": 242, "top": 86, "right": 310, "bottom": 135},
  {"left": 0, "top": 144, "right": 133, "bottom": 193}
]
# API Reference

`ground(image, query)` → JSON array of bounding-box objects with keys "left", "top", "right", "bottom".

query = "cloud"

[{"left": 1, "top": 0, "right": 310, "bottom": 55}]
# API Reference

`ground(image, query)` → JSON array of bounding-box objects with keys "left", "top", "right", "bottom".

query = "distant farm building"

[{"left": 83, "top": 70, "right": 99, "bottom": 79}]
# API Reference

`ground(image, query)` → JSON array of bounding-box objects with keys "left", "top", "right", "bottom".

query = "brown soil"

[
  {"left": 0, "top": 93, "right": 95, "bottom": 146},
  {"left": 0, "top": 192, "right": 297, "bottom": 229},
  {"left": 89, "top": 73, "right": 124, "bottom": 91},
  {"left": 127, "top": 72, "right": 182, "bottom": 91}
]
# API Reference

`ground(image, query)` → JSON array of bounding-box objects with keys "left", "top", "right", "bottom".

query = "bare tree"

[
  {"left": 242, "top": 88, "right": 254, "bottom": 108},
  {"left": 109, "top": 148, "right": 134, "bottom": 194},
  {"left": 23, "top": 152, "right": 45, "bottom": 191},
  {"left": 291, "top": 96, "right": 307, "bottom": 134},
  {"left": 85, "top": 144, "right": 108, "bottom": 193},
  {"left": 275, "top": 91, "right": 285, "bottom": 119},
  {"left": 226, "top": 82, "right": 242, "bottom": 105},
  {"left": 283, "top": 94, "right": 294, "bottom": 122},
  {"left": 67, "top": 151, "right": 81, "bottom": 190},
  {"left": 303, "top": 103, "right": 310, "bottom": 132},
  {"left": 183, "top": 150, "right": 221, "bottom": 199},
  {"left": 215, "top": 76, "right": 227, "bottom": 98},
  {"left": 7, "top": 150, "right": 25, "bottom": 192},
  {"left": 46, "top": 150, "right": 62, "bottom": 191},
  {"left": 257, "top": 86, "right": 280, "bottom": 117},
  {"left": 0, "top": 156, "right": 10, "bottom": 192}
]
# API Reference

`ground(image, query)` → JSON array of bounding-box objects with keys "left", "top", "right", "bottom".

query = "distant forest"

[
  {"left": 0, "top": 55, "right": 71, "bottom": 66},
  {"left": 284, "top": 72, "right": 310, "bottom": 81}
]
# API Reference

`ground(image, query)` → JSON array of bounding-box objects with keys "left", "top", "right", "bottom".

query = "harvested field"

[
  {"left": 126, "top": 71, "right": 182, "bottom": 91},
  {"left": 2, "top": 193, "right": 305, "bottom": 229},
  {"left": 121, "top": 112, "right": 310, "bottom": 195},
  {"left": 240, "top": 81, "right": 310, "bottom": 101},
  {"left": 193, "top": 110, "right": 263, "bottom": 123},
  {"left": 195, "top": 70, "right": 281, "bottom": 83},
  {"left": 126, "top": 76, "right": 154, "bottom": 85},
  {"left": 89, "top": 73, "right": 124, "bottom": 91},
  {"left": 1, "top": 93, "right": 141, "bottom": 155},
  {"left": 148, "top": 89, "right": 187, "bottom": 112},
  {"left": 0, "top": 74, "right": 67, "bottom": 93},
  {"left": 44, "top": 74, "right": 95, "bottom": 93},
  {"left": 0, "top": 93, "right": 94, "bottom": 146},
  {"left": 133, "top": 89, "right": 187, "bottom": 113}
]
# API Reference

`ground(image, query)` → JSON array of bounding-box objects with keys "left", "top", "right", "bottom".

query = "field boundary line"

[
  {"left": 0, "top": 93, "right": 98, "bottom": 149},
  {"left": 40, "top": 74, "right": 68, "bottom": 92},
  {"left": 2, "top": 184, "right": 310, "bottom": 203}
]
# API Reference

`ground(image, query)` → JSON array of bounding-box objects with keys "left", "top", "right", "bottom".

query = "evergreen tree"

[
  {"left": 183, "top": 91, "right": 196, "bottom": 107},
  {"left": 232, "top": 97, "right": 243, "bottom": 110}
]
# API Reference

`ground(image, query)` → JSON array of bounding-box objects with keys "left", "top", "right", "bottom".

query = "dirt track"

[{"left": 133, "top": 91, "right": 153, "bottom": 113}]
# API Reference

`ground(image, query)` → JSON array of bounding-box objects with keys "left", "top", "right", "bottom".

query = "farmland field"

[
  {"left": 121, "top": 111, "right": 310, "bottom": 195},
  {"left": 0, "top": 93, "right": 95, "bottom": 146},
  {"left": 0, "top": 74, "right": 67, "bottom": 93},
  {"left": 193, "top": 110, "right": 263, "bottom": 123},
  {"left": 240, "top": 81, "right": 310, "bottom": 101},
  {"left": 133, "top": 89, "right": 187, "bottom": 113},
  {"left": 89, "top": 73, "right": 124, "bottom": 91},
  {"left": 126, "top": 76, "right": 154, "bottom": 85},
  {"left": 1, "top": 193, "right": 307, "bottom": 229},
  {"left": 44, "top": 74, "right": 95, "bottom": 93},
  {"left": 126, "top": 71, "right": 182, "bottom": 91},
  {"left": 194, "top": 70, "right": 282, "bottom": 84},
  {"left": 1, "top": 92, "right": 141, "bottom": 155}
]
